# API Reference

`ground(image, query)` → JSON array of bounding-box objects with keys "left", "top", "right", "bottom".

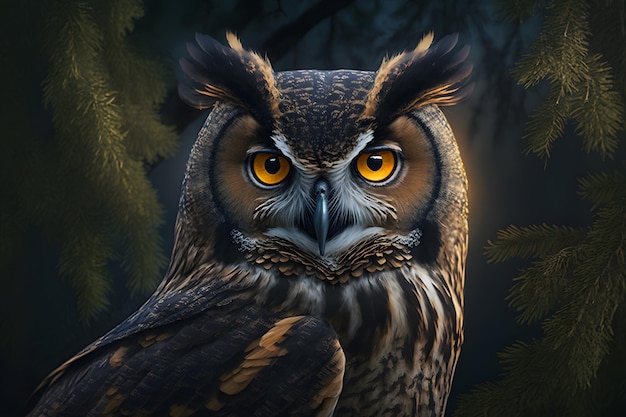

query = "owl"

[{"left": 27, "top": 32, "right": 471, "bottom": 417}]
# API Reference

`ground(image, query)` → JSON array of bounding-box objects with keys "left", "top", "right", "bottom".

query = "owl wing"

[{"left": 27, "top": 281, "right": 345, "bottom": 417}]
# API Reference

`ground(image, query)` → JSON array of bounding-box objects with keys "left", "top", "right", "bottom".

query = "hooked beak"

[{"left": 313, "top": 180, "right": 330, "bottom": 256}]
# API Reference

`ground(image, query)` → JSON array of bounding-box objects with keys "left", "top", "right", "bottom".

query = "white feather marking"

[
  {"left": 254, "top": 182, "right": 310, "bottom": 226},
  {"left": 410, "top": 264, "right": 450, "bottom": 349},
  {"left": 230, "top": 229, "right": 258, "bottom": 252},
  {"left": 265, "top": 225, "right": 384, "bottom": 260},
  {"left": 340, "top": 283, "right": 362, "bottom": 338},
  {"left": 395, "top": 229, "right": 422, "bottom": 248},
  {"left": 325, "top": 130, "right": 398, "bottom": 225},
  {"left": 270, "top": 132, "right": 316, "bottom": 174},
  {"left": 252, "top": 132, "right": 317, "bottom": 225},
  {"left": 328, "top": 130, "right": 374, "bottom": 171},
  {"left": 382, "top": 273, "right": 410, "bottom": 339},
  {"left": 326, "top": 226, "right": 384, "bottom": 254}
]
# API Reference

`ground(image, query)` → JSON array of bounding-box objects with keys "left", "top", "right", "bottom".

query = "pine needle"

[{"left": 485, "top": 224, "right": 585, "bottom": 263}]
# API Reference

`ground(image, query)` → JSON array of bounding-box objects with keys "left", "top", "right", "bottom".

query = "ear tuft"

[
  {"left": 225, "top": 31, "right": 244, "bottom": 51},
  {"left": 178, "top": 32, "right": 280, "bottom": 126},
  {"left": 413, "top": 31, "right": 435, "bottom": 55},
  {"left": 363, "top": 33, "right": 473, "bottom": 124}
]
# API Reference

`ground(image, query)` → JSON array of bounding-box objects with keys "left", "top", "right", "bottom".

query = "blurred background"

[{"left": 1, "top": 1, "right": 624, "bottom": 416}]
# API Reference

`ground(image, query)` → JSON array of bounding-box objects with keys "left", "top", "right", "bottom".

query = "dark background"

[{"left": 0, "top": 1, "right": 609, "bottom": 416}]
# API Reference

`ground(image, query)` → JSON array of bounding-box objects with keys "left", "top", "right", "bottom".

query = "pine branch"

[
  {"left": 511, "top": 0, "right": 624, "bottom": 160},
  {"left": 512, "top": 33, "right": 552, "bottom": 89},
  {"left": 521, "top": 87, "right": 570, "bottom": 158},
  {"left": 485, "top": 223, "right": 586, "bottom": 263},
  {"left": 541, "top": 200, "right": 626, "bottom": 387},
  {"left": 458, "top": 0, "right": 626, "bottom": 414},
  {"left": 58, "top": 226, "right": 113, "bottom": 321},
  {"left": 570, "top": 54, "right": 624, "bottom": 158},
  {"left": 39, "top": 0, "right": 174, "bottom": 319},
  {"left": 578, "top": 170, "right": 626, "bottom": 210},
  {"left": 95, "top": 0, "right": 176, "bottom": 292},
  {"left": 507, "top": 246, "right": 577, "bottom": 324},
  {"left": 455, "top": 340, "right": 575, "bottom": 416}
]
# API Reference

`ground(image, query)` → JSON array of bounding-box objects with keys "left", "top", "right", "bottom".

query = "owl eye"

[
  {"left": 355, "top": 148, "right": 398, "bottom": 183},
  {"left": 249, "top": 151, "right": 291, "bottom": 187}
]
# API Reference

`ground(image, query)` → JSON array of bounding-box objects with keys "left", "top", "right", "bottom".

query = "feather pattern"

[
  {"left": 27, "top": 273, "right": 346, "bottom": 417},
  {"left": 179, "top": 32, "right": 280, "bottom": 127},
  {"left": 363, "top": 33, "right": 473, "bottom": 124}
]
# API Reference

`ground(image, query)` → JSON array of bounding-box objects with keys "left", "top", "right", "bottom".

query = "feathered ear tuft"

[
  {"left": 178, "top": 32, "right": 280, "bottom": 126},
  {"left": 363, "top": 33, "right": 473, "bottom": 124}
]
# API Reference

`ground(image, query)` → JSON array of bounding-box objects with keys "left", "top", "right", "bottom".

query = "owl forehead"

[{"left": 273, "top": 70, "right": 375, "bottom": 166}]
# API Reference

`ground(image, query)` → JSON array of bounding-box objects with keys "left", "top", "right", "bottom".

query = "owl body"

[{"left": 28, "top": 33, "right": 470, "bottom": 417}]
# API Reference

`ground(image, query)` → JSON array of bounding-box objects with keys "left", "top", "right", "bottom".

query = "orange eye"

[
  {"left": 355, "top": 149, "right": 398, "bottom": 183},
  {"left": 250, "top": 152, "right": 291, "bottom": 186}
]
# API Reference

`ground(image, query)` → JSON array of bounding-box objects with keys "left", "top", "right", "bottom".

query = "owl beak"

[{"left": 313, "top": 180, "right": 330, "bottom": 256}]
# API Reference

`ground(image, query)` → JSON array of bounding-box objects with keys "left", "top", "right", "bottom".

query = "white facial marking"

[
  {"left": 266, "top": 225, "right": 384, "bottom": 259},
  {"left": 326, "top": 130, "right": 398, "bottom": 225},
  {"left": 250, "top": 129, "right": 405, "bottom": 257}
]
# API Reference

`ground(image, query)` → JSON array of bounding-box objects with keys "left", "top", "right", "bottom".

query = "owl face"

[
  {"left": 177, "top": 33, "right": 471, "bottom": 287},
  {"left": 210, "top": 71, "right": 437, "bottom": 260}
]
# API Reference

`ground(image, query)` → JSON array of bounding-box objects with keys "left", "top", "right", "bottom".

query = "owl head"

[{"left": 166, "top": 33, "right": 470, "bottom": 331}]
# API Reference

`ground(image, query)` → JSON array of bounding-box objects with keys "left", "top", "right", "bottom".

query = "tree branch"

[{"left": 260, "top": 0, "right": 354, "bottom": 62}]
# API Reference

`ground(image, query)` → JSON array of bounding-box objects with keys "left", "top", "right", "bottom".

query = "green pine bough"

[
  {"left": 0, "top": 0, "right": 177, "bottom": 323},
  {"left": 455, "top": 0, "right": 625, "bottom": 416}
]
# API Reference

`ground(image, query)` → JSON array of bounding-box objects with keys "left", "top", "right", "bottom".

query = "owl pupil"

[
  {"left": 367, "top": 154, "right": 383, "bottom": 171},
  {"left": 265, "top": 157, "right": 281, "bottom": 174}
]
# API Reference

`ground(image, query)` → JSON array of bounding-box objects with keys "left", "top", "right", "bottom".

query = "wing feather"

[{"left": 27, "top": 283, "right": 344, "bottom": 417}]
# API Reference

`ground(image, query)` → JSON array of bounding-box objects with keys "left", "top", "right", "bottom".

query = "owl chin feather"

[
  {"left": 230, "top": 223, "right": 423, "bottom": 284},
  {"left": 231, "top": 225, "right": 388, "bottom": 263},
  {"left": 266, "top": 225, "right": 385, "bottom": 258}
]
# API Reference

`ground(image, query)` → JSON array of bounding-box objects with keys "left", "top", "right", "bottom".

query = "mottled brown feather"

[{"left": 218, "top": 316, "right": 302, "bottom": 395}]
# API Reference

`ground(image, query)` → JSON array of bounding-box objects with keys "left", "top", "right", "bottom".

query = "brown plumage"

[{"left": 27, "top": 33, "right": 471, "bottom": 417}]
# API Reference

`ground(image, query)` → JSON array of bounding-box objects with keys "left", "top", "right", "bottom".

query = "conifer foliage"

[
  {"left": 456, "top": 0, "right": 626, "bottom": 415},
  {"left": 0, "top": 0, "right": 176, "bottom": 322}
]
